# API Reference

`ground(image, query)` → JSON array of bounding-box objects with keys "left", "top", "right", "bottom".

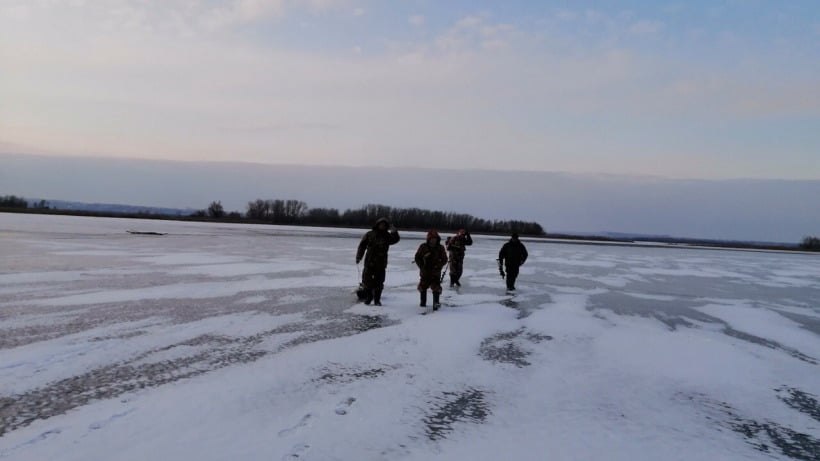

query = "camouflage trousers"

[
  {"left": 417, "top": 272, "right": 442, "bottom": 294},
  {"left": 448, "top": 251, "right": 464, "bottom": 283}
]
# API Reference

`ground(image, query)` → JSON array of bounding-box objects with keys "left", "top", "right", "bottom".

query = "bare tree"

[
  {"left": 800, "top": 236, "right": 820, "bottom": 251},
  {"left": 207, "top": 201, "right": 225, "bottom": 218},
  {"left": 246, "top": 199, "right": 269, "bottom": 220}
]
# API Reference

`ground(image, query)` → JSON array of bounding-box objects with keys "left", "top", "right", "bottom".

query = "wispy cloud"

[
  {"left": 432, "top": 15, "right": 518, "bottom": 53},
  {"left": 555, "top": 9, "right": 578, "bottom": 22},
  {"left": 233, "top": 121, "right": 342, "bottom": 133},
  {"left": 0, "top": 1, "right": 817, "bottom": 179},
  {"left": 199, "top": 0, "right": 286, "bottom": 30},
  {"left": 408, "top": 14, "right": 425, "bottom": 27},
  {"left": 630, "top": 20, "right": 664, "bottom": 35}
]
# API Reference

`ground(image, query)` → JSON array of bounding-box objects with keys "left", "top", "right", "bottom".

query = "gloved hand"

[
  {"left": 356, "top": 257, "right": 361, "bottom": 264},
  {"left": 499, "top": 269, "right": 506, "bottom": 279}
]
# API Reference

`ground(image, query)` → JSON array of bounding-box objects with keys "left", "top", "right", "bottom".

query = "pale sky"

[{"left": 1, "top": 0, "right": 819, "bottom": 179}]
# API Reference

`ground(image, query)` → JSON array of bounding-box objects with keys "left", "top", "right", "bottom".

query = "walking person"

[
  {"left": 415, "top": 230, "right": 448, "bottom": 310},
  {"left": 445, "top": 229, "right": 472, "bottom": 287},
  {"left": 356, "top": 217, "right": 400, "bottom": 306},
  {"left": 498, "top": 233, "right": 528, "bottom": 292}
]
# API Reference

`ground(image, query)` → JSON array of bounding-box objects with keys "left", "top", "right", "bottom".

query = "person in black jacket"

[
  {"left": 356, "top": 217, "right": 400, "bottom": 305},
  {"left": 498, "top": 233, "right": 527, "bottom": 291}
]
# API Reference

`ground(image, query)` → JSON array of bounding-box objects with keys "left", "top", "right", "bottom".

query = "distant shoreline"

[{"left": 2, "top": 208, "right": 814, "bottom": 255}]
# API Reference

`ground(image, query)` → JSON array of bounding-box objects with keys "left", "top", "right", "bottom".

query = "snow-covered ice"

[{"left": 1, "top": 213, "right": 818, "bottom": 460}]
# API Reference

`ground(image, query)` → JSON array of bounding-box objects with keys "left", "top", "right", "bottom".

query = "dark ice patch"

[
  {"left": 278, "top": 314, "right": 396, "bottom": 350},
  {"left": 348, "top": 314, "right": 387, "bottom": 333},
  {"left": 0, "top": 333, "right": 271, "bottom": 437},
  {"left": 683, "top": 392, "right": 820, "bottom": 461},
  {"left": 479, "top": 327, "right": 552, "bottom": 367},
  {"left": 314, "top": 364, "right": 391, "bottom": 384},
  {"left": 777, "top": 386, "right": 820, "bottom": 423},
  {"left": 0, "top": 313, "right": 398, "bottom": 437},
  {"left": 723, "top": 328, "right": 817, "bottom": 365},
  {"left": 774, "top": 310, "right": 820, "bottom": 336},
  {"left": 728, "top": 419, "right": 820, "bottom": 461},
  {"left": 89, "top": 330, "right": 147, "bottom": 342},
  {"left": 589, "top": 293, "right": 818, "bottom": 365},
  {"left": 423, "top": 388, "right": 490, "bottom": 441},
  {"left": 500, "top": 292, "right": 551, "bottom": 319},
  {"left": 588, "top": 291, "right": 714, "bottom": 331},
  {"left": 0, "top": 286, "right": 354, "bottom": 350}
]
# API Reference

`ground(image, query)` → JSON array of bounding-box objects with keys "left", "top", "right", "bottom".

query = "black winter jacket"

[{"left": 499, "top": 239, "right": 528, "bottom": 267}]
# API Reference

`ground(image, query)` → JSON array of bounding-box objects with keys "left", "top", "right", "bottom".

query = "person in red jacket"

[{"left": 415, "top": 230, "right": 448, "bottom": 310}]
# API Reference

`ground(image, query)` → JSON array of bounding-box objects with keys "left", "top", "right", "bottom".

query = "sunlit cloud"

[{"left": 0, "top": 1, "right": 817, "bottom": 179}]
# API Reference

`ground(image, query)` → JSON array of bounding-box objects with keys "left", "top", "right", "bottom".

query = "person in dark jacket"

[
  {"left": 445, "top": 229, "right": 472, "bottom": 287},
  {"left": 415, "top": 230, "right": 448, "bottom": 310},
  {"left": 356, "top": 217, "right": 400, "bottom": 305},
  {"left": 498, "top": 233, "right": 528, "bottom": 291}
]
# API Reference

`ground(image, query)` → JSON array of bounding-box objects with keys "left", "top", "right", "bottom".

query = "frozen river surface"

[{"left": 1, "top": 213, "right": 818, "bottom": 460}]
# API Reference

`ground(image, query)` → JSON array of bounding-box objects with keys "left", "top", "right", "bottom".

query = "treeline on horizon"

[
  {"left": 5, "top": 194, "right": 820, "bottom": 249},
  {"left": 0, "top": 194, "right": 543, "bottom": 235},
  {"left": 206, "top": 199, "right": 545, "bottom": 235}
]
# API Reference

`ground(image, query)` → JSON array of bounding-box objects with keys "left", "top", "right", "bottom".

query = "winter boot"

[
  {"left": 419, "top": 291, "right": 427, "bottom": 307},
  {"left": 374, "top": 288, "right": 383, "bottom": 306},
  {"left": 364, "top": 289, "right": 373, "bottom": 305},
  {"left": 433, "top": 292, "right": 441, "bottom": 311}
]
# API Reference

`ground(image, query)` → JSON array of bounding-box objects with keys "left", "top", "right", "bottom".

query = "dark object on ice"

[
  {"left": 356, "top": 283, "right": 382, "bottom": 306},
  {"left": 498, "top": 233, "right": 527, "bottom": 291},
  {"left": 127, "top": 230, "right": 166, "bottom": 235},
  {"left": 355, "top": 284, "right": 368, "bottom": 302}
]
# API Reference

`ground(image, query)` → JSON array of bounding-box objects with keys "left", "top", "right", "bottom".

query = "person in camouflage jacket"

[
  {"left": 356, "top": 217, "right": 400, "bottom": 306},
  {"left": 445, "top": 229, "right": 472, "bottom": 287},
  {"left": 415, "top": 230, "right": 448, "bottom": 310}
]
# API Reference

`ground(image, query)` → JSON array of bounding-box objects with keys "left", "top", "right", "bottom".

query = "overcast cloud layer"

[
  {"left": 2, "top": 153, "right": 818, "bottom": 243},
  {"left": 1, "top": 1, "right": 819, "bottom": 179}
]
